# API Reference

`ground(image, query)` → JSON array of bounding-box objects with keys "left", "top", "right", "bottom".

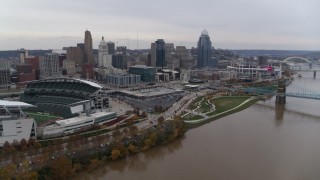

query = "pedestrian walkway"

[{"left": 184, "top": 97, "right": 257, "bottom": 125}]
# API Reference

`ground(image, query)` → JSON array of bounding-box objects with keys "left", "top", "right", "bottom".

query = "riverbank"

[
  {"left": 0, "top": 119, "right": 187, "bottom": 179},
  {"left": 183, "top": 95, "right": 261, "bottom": 127}
]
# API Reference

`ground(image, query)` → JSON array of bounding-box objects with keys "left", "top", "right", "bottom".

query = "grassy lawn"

[
  {"left": 187, "top": 96, "right": 203, "bottom": 110},
  {"left": 207, "top": 96, "right": 250, "bottom": 116},
  {"left": 187, "top": 97, "right": 260, "bottom": 128},
  {"left": 199, "top": 101, "right": 211, "bottom": 113},
  {"left": 180, "top": 111, "right": 188, "bottom": 116},
  {"left": 182, "top": 113, "right": 204, "bottom": 121},
  {"left": 189, "top": 115, "right": 204, "bottom": 120},
  {"left": 26, "top": 112, "right": 62, "bottom": 124}
]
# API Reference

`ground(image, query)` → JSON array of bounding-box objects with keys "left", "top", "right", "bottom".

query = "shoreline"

[{"left": 184, "top": 96, "right": 261, "bottom": 128}]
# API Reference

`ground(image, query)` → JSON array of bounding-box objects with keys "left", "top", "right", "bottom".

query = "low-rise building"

[
  {"left": 128, "top": 65, "right": 156, "bottom": 83},
  {"left": 0, "top": 100, "right": 37, "bottom": 147},
  {"left": 106, "top": 74, "right": 141, "bottom": 88},
  {"left": 39, "top": 112, "right": 116, "bottom": 138}
]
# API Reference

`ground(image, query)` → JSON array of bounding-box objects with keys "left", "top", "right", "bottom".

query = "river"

[{"left": 79, "top": 71, "right": 320, "bottom": 180}]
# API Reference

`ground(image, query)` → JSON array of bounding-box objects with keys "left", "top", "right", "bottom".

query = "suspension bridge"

[{"left": 244, "top": 85, "right": 320, "bottom": 101}]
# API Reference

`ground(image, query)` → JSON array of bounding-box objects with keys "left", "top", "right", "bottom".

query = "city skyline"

[{"left": 1, "top": 0, "right": 320, "bottom": 50}]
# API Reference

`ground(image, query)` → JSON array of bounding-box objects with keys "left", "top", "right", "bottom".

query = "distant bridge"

[
  {"left": 289, "top": 66, "right": 320, "bottom": 72},
  {"left": 285, "top": 92, "right": 320, "bottom": 100},
  {"left": 244, "top": 87, "right": 276, "bottom": 95},
  {"left": 244, "top": 87, "right": 320, "bottom": 100},
  {"left": 281, "top": 56, "right": 311, "bottom": 63}
]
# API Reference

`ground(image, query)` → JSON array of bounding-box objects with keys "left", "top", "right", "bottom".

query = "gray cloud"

[{"left": 0, "top": 0, "right": 319, "bottom": 50}]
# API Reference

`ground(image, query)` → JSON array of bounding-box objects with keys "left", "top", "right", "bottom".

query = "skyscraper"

[
  {"left": 98, "top": 36, "right": 108, "bottom": 67},
  {"left": 66, "top": 46, "right": 84, "bottom": 66},
  {"left": 150, "top": 39, "right": 166, "bottom": 68},
  {"left": 84, "top": 30, "right": 94, "bottom": 65},
  {"left": 40, "top": 53, "right": 60, "bottom": 78},
  {"left": 197, "top": 29, "right": 212, "bottom": 68},
  {"left": 0, "top": 61, "right": 11, "bottom": 89},
  {"left": 107, "top": 42, "right": 115, "bottom": 55}
]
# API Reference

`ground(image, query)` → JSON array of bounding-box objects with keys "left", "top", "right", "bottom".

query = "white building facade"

[
  {"left": 0, "top": 100, "right": 37, "bottom": 147},
  {"left": 98, "top": 36, "right": 110, "bottom": 67},
  {"left": 40, "top": 53, "right": 60, "bottom": 78}
]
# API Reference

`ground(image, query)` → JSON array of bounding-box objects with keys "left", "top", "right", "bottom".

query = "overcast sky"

[{"left": 0, "top": 0, "right": 319, "bottom": 50}]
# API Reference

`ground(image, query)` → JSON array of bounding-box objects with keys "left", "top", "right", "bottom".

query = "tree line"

[{"left": 0, "top": 118, "right": 187, "bottom": 180}]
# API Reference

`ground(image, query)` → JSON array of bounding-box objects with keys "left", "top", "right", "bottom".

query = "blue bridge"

[
  {"left": 244, "top": 87, "right": 276, "bottom": 95},
  {"left": 244, "top": 87, "right": 320, "bottom": 100},
  {"left": 285, "top": 92, "right": 320, "bottom": 100}
]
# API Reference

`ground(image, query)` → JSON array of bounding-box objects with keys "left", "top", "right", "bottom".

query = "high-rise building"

[
  {"left": 0, "top": 61, "right": 11, "bottom": 89},
  {"left": 150, "top": 43, "right": 157, "bottom": 67},
  {"left": 107, "top": 42, "right": 115, "bottom": 55},
  {"left": 84, "top": 30, "right": 94, "bottom": 65},
  {"left": 116, "top": 46, "right": 127, "bottom": 55},
  {"left": 98, "top": 36, "right": 108, "bottom": 67},
  {"left": 19, "top": 49, "right": 28, "bottom": 64},
  {"left": 150, "top": 39, "right": 166, "bottom": 68},
  {"left": 197, "top": 29, "right": 213, "bottom": 68},
  {"left": 40, "top": 53, "right": 60, "bottom": 78},
  {"left": 66, "top": 47, "right": 84, "bottom": 66},
  {"left": 112, "top": 54, "right": 127, "bottom": 69},
  {"left": 25, "top": 56, "right": 40, "bottom": 80},
  {"left": 165, "top": 43, "right": 179, "bottom": 70},
  {"left": 176, "top": 46, "right": 194, "bottom": 69}
]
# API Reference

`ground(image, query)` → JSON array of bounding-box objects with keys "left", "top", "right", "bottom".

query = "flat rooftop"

[
  {"left": 121, "top": 86, "right": 183, "bottom": 97},
  {"left": 55, "top": 111, "right": 116, "bottom": 126},
  {"left": 0, "top": 100, "right": 35, "bottom": 108},
  {"left": 56, "top": 115, "right": 94, "bottom": 127}
]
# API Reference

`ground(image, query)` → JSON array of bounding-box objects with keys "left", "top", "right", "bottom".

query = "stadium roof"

[
  {"left": 0, "top": 100, "right": 35, "bottom": 108},
  {"left": 76, "top": 79, "right": 103, "bottom": 89},
  {"left": 185, "top": 84, "right": 200, "bottom": 88},
  {"left": 28, "top": 78, "right": 103, "bottom": 89}
]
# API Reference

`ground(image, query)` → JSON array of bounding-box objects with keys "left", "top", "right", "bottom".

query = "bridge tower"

[
  {"left": 276, "top": 79, "right": 286, "bottom": 104},
  {"left": 314, "top": 71, "right": 316, "bottom": 79}
]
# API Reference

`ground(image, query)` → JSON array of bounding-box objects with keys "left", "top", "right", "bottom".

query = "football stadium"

[
  {"left": 18, "top": 78, "right": 117, "bottom": 139},
  {"left": 20, "top": 78, "right": 105, "bottom": 118}
]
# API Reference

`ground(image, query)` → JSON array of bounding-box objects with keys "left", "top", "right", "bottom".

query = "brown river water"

[{"left": 79, "top": 71, "right": 320, "bottom": 180}]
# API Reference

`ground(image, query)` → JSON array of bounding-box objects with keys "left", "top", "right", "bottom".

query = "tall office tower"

[
  {"left": 176, "top": 46, "right": 194, "bottom": 69},
  {"left": 107, "top": 42, "right": 115, "bottom": 55},
  {"left": 84, "top": 30, "right": 94, "bottom": 65},
  {"left": 66, "top": 47, "right": 84, "bottom": 66},
  {"left": 116, "top": 46, "right": 127, "bottom": 55},
  {"left": 197, "top": 29, "right": 213, "bottom": 68},
  {"left": 19, "top": 49, "right": 28, "bottom": 64},
  {"left": 98, "top": 36, "right": 108, "bottom": 67},
  {"left": 150, "top": 39, "right": 166, "bottom": 68},
  {"left": 40, "top": 53, "right": 60, "bottom": 78},
  {"left": 150, "top": 43, "right": 157, "bottom": 67},
  {"left": 156, "top": 39, "right": 166, "bottom": 68},
  {"left": 0, "top": 61, "right": 11, "bottom": 89},
  {"left": 112, "top": 54, "right": 127, "bottom": 69},
  {"left": 165, "top": 43, "right": 176, "bottom": 69},
  {"left": 77, "top": 43, "right": 85, "bottom": 50}
]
